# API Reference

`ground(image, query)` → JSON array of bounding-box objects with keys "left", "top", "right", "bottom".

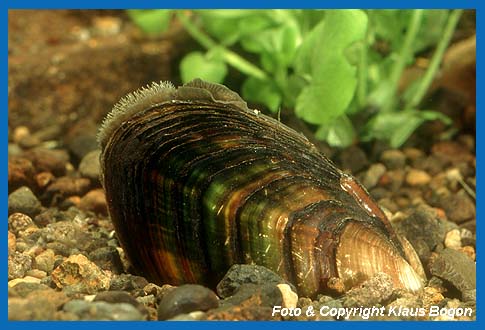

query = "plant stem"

[
  {"left": 357, "top": 28, "right": 369, "bottom": 108},
  {"left": 405, "top": 9, "right": 464, "bottom": 110},
  {"left": 176, "top": 12, "right": 268, "bottom": 80},
  {"left": 382, "top": 10, "right": 424, "bottom": 112}
]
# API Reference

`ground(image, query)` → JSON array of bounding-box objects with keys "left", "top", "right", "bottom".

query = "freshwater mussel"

[{"left": 98, "top": 79, "right": 425, "bottom": 297}]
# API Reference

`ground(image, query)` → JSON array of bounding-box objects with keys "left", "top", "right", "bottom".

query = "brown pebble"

[
  {"left": 35, "top": 172, "right": 55, "bottom": 190},
  {"left": 12, "top": 126, "right": 30, "bottom": 144},
  {"left": 24, "top": 148, "right": 69, "bottom": 176},
  {"left": 432, "top": 141, "right": 474, "bottom": 165},
  {"left": 405, "top": 169, "right": 431, "bottom": 186},
  {"left": 8, "top": 213, "right": 36, "bottom": 235},
  {"left": 459, "top": 246, "right": 475, "bottom": 261},
  {"left": 422, "top": 286, "right": 445, "bottom": 307},
  {"left": 326, "top": 277, "right": 346, "bottom": 294},
  {"left": 51, "top": 254, "right": 111, "bottom": 294},
  {"left": 8, "top": 231, "right": 16, "bottom": 255},
  {"left": 8, "top": 156, "right": 36, "bottom": 193},
  {"left": 45, "top": 177, "right": 91, "bottom": 200},
  {"left": 79, "top": 189, "right": 107, "bottom": 215},
  {"left": 444, "top": 229, "right": 462, "bottom": 249}
]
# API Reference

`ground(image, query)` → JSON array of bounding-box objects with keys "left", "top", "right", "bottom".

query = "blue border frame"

[{"left": 3, "top": 0, "right": 480, "bottom": 329}]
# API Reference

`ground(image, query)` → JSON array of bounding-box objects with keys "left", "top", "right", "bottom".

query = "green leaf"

[
  {"left": 294, "top": 10, "right": 368, "bottom": 125},
  {"left": 315, "top": 115, "right": 356, "bottom": 147},
  {"left": 180, "top": 51, "right": 227, "bottom": 84},
  {"left": 242, "top": 77, "right": 281, "bottom": 112},
  {"left": 126, "top": 10, "right": 172, "bottom": 35},
  {"left": 363, "top": 109, "right": 451, "bottom": 147}
]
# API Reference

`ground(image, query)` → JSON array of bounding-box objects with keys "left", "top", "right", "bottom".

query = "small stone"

[
  {"left": 444, "top": 229, "right": 462, "bottom": 249},
  {"left": 393, "top": 205, "right": 447, "bottom": 264},
  {"left": 338, "top": 146, "right": 369, "bottom": 173},
  {"left": 51, "top": 254, "right": 111, "bottom": 294},
  {"left": 78, "top": 150, "right": 101, "bottom": 181},
  {"left": 380, "top": 149, "right": 406, "bottom": 169},
  {"left": 34, "top": 249, "right": 56, "bottom": 273},
  {"left": 143, "top": 283, "right": 165, "bottom": 297},
  {"left": 342, "top": 273, "right": 394, "bottom": 307},
  {"left": 8, "top": 212, "right": 36, "bottom": 235},
  {"left": 459, "top": 246, "right": 475, "bottom": 261},
  {"left": 216, "top": 264, "right": 293, "bottom": 298},
  {"left": 422, "top": 286, "right": 445, "bottom": 308},
  {"left": 169, "top": 311, "right": 207, "bottom": 321},
  {"left": 79, "top": 189, "right": 107, "bottom": 215},
  {"left": 8, "top": 288, "right": 69, "bottom": 320},
  {"left": 157, "top": 284, "right": 219, "bottom": 320},
  {"left": 363, "top": 163, "right": 386, "bottom": 189},
  {"left": 326, "top": 277, "right": 346, "bottom": 294},
  {"left": 94, "top": 291, "right": 147, "bottom": 316},
  {"left": 109, "top": 274, "right": 149, "bottom": 292},
  {"left": 12, "top": 126, "right": 31, "bottom": 143},
  {"left": 66, "top": 133, "right": 98, "bottom": 161},
  {"left": 93, "top": 16, "right": 122, "bottom": 36},
  {"left": 88, "top": 246, "right": 124, "bottom": 273},
  {"left": 25, "top": 269, "right": 47, "bottom": 279},
  {"left": 8, "top": 276, "right": 41, "bottom": 288},
  {"left": 8, "top": 231, "right": 16, "bottom": 255},
  {"left": 8, "top": 186, "right": 42, "bottom": 217},
  {"left": 277, "top": 284, "right": 298, "bottom": 308},
  {"left": 405, "top": 169, "right": 431, "bottom": 186},
  {"left": 8, "top": 156, "right": 36, "bottom": 193},
  {"left": 439, "top": 191, "right": 475, "bottom": 224},
  {"left": 429, "top": 248, "right": 476, "bottom": 299},
  {"left": 45, "top": 177, "right": 91, "bottom": 201},
  {"left": 35, "top": 171, "right": 55, "bottom": 190},
  {"left": 63, "top": 300, "right": 145, "bottom": 320},
  {"left": 8, "top": 252, "right": 33, "bottom": 280},
  {"left": 432, "top": 141, "right": 474, "bottom": 165},
  {"left": 24, "top": 148, "right": 69, "bottom": 176}
]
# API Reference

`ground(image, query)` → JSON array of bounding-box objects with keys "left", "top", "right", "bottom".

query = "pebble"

[
  {"left": 157, "top": 284, "right": 219, "bottom": 320},
  {"left": 444, "top": 229, "right": 462, "bottom": 249},
  {"left": 24, "top": 148, "right": 69, "bottom": 176},
  {"left": 459, "top": 246, "right": 475, "bottom": 261},
  {"left": 170, "top": 311, "right": 207, "bottom": 321},
  {"left": 66, "top": 133, "right": 98, "bottom": 161},
  {"left": 8, "top": 276, "right": 41, "bottom": 288},
  {"left": 8, "top": 252, "right": 33, "bottom": 280},
  {"left": 35, "top": 171, "right": 55, "bottom": 190},
  {"left": 338, "top": 145, "right": 369, "bottom": 173},
  {"left": 63, "top": 300, "right": 145, "bottom": 320},
  {"left": 341, "top": 273, "right": 394, "bottom": 307},
  {"left": 93, "top": 16, "right": 122, "bottom": 36},
  {"left": 8, "top": 187, "right": 42, "bottom": 217},
  {"left": 51, "top": 254, "right": 111, "bottom": 294},
  {"left": 405, "top": 169, "right": 431, "bottom": 186},
  {"left": 34, "top": 249, "right": 56, "bottom": 273},
  {"left": 380, "top": 149, "right": 406, "bottom": 169},
  {"left": 8, "top": 213, "right": 35, "bottom": 235},
  {"left": 9, "top": 288, "right": 69, "bottom": 320},
  {"left": 78, "top": 150, "right": 101, "bottom": 181},
  {"left": 45, "top": 177, "right": 91, "bottom": 201},
  {"left": 362, "top": 163, "right": 386, "bottom": 189},
  {"left": 276, "top": 284, "right": 298, "bottom": 308},
  {"left": 432, "top": 141, "right": 474, "bottom": 165},
  {"left": 216, "top": 264, "right": 292, "bottom": 298},
  {"left": 94, "top": 290, "right": 147, "bottom": 316},
  {"left": 393, "top": 205, "right": 447, "bottom": 263},
  {"left": 12, "top": 126, "right": 31, "bottom": 143},
  {"left": 429, "top": 248, "right": 476, "bottom": 300},
  {"left": 221, "top": 283, "right": 282, "bottom": 309},
  {"left": 8, "top": 156, "right": 36, "bottom": 192},
  {"left": 25, "top": 269, "right": 47, "bottom": 279},
  {"left": 88, "top": 246, "right": 124, "bottom": 274},
  {"left": 109, "top": 274, "right": 149, "bottom": 292},
  {"left": 438, "top": 191, "right": 475, "bottom": 224},
  {"left": 79, "top": 189, "right": 107, "bottom": 215},
  {"left": 8, "top": 231, "right": 16, "bottom": 255}
]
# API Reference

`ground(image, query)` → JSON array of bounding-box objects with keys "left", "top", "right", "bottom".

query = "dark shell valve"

[{"left": 98, "top": 79, "right": 425, "bottom": 297}]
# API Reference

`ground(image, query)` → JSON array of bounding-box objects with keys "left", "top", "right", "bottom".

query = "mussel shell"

[{"left": 99, "top": 79, "right": 425, "bottom": 297}]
